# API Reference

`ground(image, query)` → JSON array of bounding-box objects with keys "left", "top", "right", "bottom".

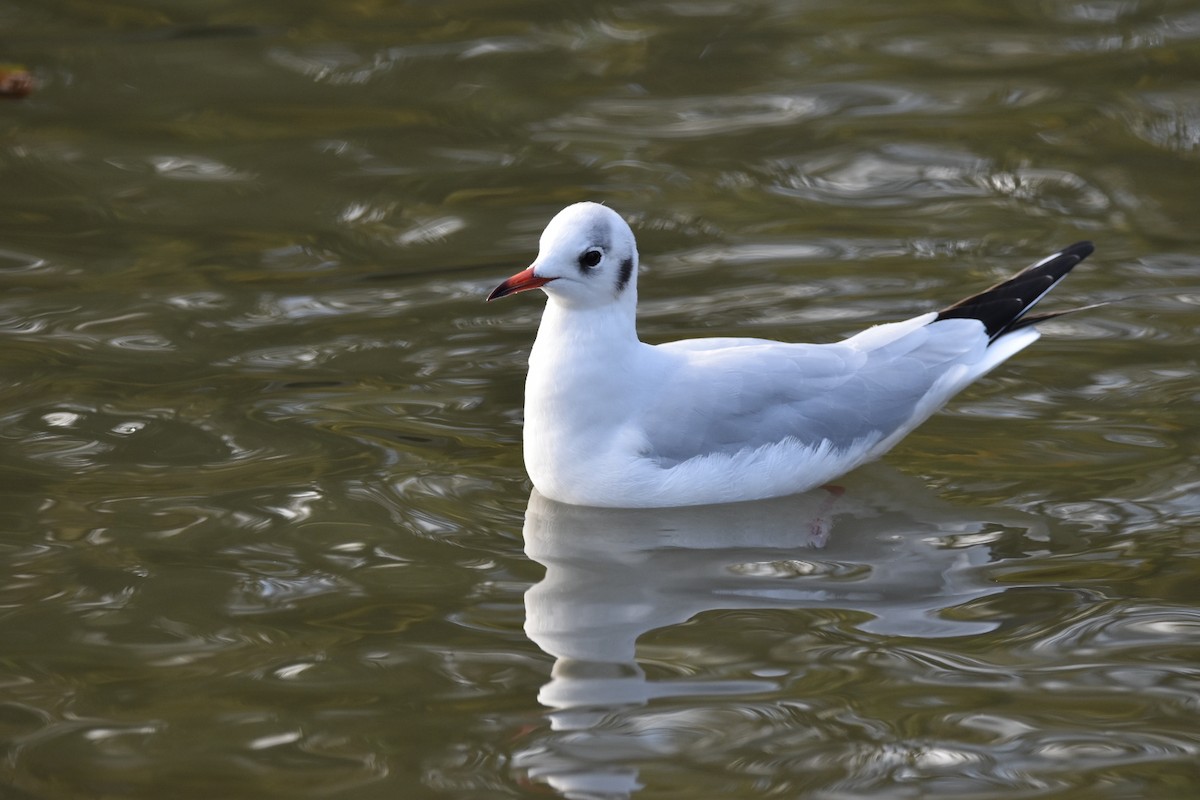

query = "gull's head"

[{"left": 487, "top": 202, "right": 638, "bottom": 309}]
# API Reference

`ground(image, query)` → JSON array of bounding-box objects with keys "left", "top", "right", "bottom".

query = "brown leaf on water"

[{"left": 0, "top": 68, "right": 34, "bottom": 99}]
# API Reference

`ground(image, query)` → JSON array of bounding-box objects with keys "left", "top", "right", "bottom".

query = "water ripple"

[{"left": 2, "top": 1, "right": 1199, "bottom": 798}]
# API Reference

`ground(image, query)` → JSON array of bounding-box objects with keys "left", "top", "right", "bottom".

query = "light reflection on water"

[
  {"left": 518, "top": 465, "right": 1200, "bottom": 796},
  {"left": 514, "top": 467, "right": 1200, "bottom": 797},
  {"left": 1, "top": 0, "right": 1199, "bottom": 798}
]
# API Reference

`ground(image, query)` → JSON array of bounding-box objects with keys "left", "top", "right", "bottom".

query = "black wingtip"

[
  {"left": 1062, "top": 241, "right": 1095, "bottom": 259},
  {"left": 934, "top": 242, "right": 1095, "bottom": 341}
]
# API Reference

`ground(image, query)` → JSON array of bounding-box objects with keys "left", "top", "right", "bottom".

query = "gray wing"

[{"left": 642, "top": 320, "right": 985, "bottom": 465}]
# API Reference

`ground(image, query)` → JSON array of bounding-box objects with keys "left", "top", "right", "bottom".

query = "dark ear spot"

[{"left": 616, "top": 257, "right": 634, "bottom": 293}]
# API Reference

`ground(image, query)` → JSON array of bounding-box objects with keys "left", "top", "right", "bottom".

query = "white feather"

[{"left": 496, "top": 203, "right": 1060, "bottom": 507}]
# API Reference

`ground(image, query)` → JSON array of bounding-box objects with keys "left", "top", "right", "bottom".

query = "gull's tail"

[{"left": 935, "top": 241, "right": 1095, "bottom": 342}]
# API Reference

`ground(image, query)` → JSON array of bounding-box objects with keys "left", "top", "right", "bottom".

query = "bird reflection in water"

[{"left": 512, "top": 465, "right": 1046, "bottom": 798}]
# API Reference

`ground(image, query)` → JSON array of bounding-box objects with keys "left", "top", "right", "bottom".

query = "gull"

[{"left": 488, "top": 202, "right": 1095, "bottom": 508}]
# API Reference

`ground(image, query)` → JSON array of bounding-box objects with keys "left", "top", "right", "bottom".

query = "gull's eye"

[{"left": 579, "top": 249, "right": 602, "bottom": 269}]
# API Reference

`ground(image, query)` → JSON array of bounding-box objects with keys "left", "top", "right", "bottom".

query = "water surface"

[{"left": 1, "top": 1, "right": 1198, "bottom": 798}]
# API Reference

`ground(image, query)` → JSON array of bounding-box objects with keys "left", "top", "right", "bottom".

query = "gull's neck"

[
  {"left": 532, "top": 296, "right": 641, "bottom": 362},
  {"left": 525, "top": 295, "right": 643, "bottom": 437},
  {"left": 522, "top": 293, "right": 646, "bottom": 495}
]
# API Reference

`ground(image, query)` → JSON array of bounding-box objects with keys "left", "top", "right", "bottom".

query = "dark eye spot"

[{"left": 579, "top": 249, "right": 602, "bottom": 269}]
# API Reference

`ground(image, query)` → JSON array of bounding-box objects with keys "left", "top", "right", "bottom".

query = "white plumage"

[{"left": 489, "top": 202, "right": 1092, "bottom": 508}]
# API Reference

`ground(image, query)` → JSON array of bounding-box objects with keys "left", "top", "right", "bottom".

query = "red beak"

[{"left": 487, "top": 267, "right": 555, "bottom": 301}]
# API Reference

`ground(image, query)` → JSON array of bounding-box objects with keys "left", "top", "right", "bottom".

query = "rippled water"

[{"left": 2, "top": 1, "right": 1198, "bottom": 798}]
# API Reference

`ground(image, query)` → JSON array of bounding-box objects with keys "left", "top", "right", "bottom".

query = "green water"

[{"left": 1, "top": 1, "right": 1197, "bottom": 797}]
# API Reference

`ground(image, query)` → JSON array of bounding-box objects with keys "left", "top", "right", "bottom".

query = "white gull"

[{"left": 488, "top": 202, "right": 1094, "bottom": 508}]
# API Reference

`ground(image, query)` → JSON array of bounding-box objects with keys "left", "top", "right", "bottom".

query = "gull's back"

[{"left": 638, "top": 314, "right": 999, "bottom": 467}]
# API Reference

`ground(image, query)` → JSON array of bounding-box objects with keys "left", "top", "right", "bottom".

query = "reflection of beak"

[{"left": 487, "top": 267, "right": 556, "bottom": 301}]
